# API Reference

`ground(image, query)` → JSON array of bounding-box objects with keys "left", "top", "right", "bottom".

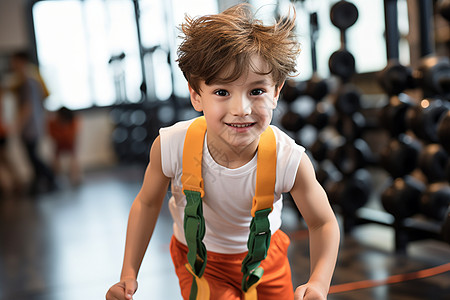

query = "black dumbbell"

[
  {"left": 328, "top": 139, "right": 373, "bottom": 176},
  {"left": 406, "top": 99, "right": 449, "bottom": 143},
  {"left": 329, "top": 49, "right": 356, "bottom": 82},
  {"left": 418, "top": 144, "right": 449, "bottom": 183},
  {"left": 333, "top": 84, "right": 361, "bottom": 115},
  {"left": 330, "top": 0, "right": 359, "bottom": 30},
  {"left": 281, "top": 110, "right": 305, "bottom": 132},
  {"left": 327, "top": 168, "right": 372, "bottom": 214},
  {"left": 305, "top": 74, "right": 329, "bottom": 102},
  {"left": 438, "top": 110, "right": 450, "bottom": 154},
  {"left": 307, "top": 102, "right": 334, "bottom": 130},
  {"left": 377, "top": 60, "right": 415, "bottom": 96},
  {"left": 380, "top": 134, "right": 422, "bottom": 178},
  {"left": 379, "top": 94, "right": 414, "bottom": 137},
  {"left": 414, "top": 56, "right": 450, "bottom": 99},
  {"left": 281, "top": 80, "right": 305, "bottom": 103},
  {"left": 335, "top": 112, "right": 366, "bottom": 142},
  {"left": 381, "top": 175, "right": 426, "bottom": 219},
  {"left": 420, "top": 182, "right": 450, "bottom": 221}
]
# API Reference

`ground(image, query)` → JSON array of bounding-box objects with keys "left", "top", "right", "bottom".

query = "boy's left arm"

[{"left": 289, "top": 153, "right": 340, "bottom": 300}]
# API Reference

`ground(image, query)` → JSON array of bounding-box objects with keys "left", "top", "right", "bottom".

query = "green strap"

[
  {"left": 241, "top": 208, "right": 272, "bottom": 292},
  {"left": 184, "top": 190, "right": 208, "bottom": 277}
]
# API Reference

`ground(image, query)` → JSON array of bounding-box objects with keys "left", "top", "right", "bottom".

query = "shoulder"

[{"left": 269, "top": 124, "right": 305, "bottom": 155}]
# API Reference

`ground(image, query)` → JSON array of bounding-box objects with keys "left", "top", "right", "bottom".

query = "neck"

[{"left": 206, "top": 135, "right": 259, "bottom": 169}]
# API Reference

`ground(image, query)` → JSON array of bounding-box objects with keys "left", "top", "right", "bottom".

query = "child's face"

[{"left": 189, "top": 55, "right": 283, "bottom": 155}]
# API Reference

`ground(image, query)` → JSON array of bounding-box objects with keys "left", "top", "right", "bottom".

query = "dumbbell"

[
  {"left": 418, "top": 144, "right": 449, "bottom": 183},
  {"left": 280, "top": 110, "right": 305, "bottom": 132},
  {"left": 377, "top": 60, "right": 415, "bottom": 96},
  {"left": 380, "top": 134, "right": 422, "bottom": 178},
  {"left": 335, "top": 112, "right": 366, "bottom": 142},
  {"left": 333, "top": 84, "right": 362, "bottom": 115},
  {"left": 281, "top": 80, "right": 305, "bottom": 103},
  {"left": 328, "top": 139, "right": 373, "bottom": 176},
  {"left": 305, "top": 74, "right": 329, "bottom": 102},
  {"left": 327, "top": 168, "right": 372, "bottom": 214},
  {"left": 330, "top": 0, "right": 359, "bottom": 31},
  {"left": 381, "top": 175, "right": 426, "bottom": 219},
  {"left": 307, "top": 101, "right": 334, "bottom": 130},
  {"left": 420, "top": 182, "right": 450, "bottom": 221},
  {"left": 414, "top": 56, "right": 450, "bottom": 99},
  {"left": 329, "top": 49, "right": 356, "bottom": 82},
  {"left": 405, "top": 98, "right": 449, "bottom": 143},
  {"left": 438, "top": 110, "right": 450, "bottom": 154},
  {"left": 379, "top": 94, "right": 414, "bottom": 137},
  {"left": 309, "top": 137, "right": 329, "bottom": 162}
]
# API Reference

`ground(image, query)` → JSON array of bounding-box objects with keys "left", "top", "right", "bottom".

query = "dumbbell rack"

[{"left": 342, "top": 206, "right": 444, "bottom": 253}]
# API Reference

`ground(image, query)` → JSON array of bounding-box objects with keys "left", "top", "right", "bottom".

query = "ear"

[{"left": 188, "top": 84, "right": 203, "bottom": 112}]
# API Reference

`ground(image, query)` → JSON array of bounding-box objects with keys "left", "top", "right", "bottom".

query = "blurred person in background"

[
  {"left": 9, "top": 51, "right": 56, "bottom": 194},
  {"left": 0, "top": 82, "right": 22, "bottom": 195},
  {"left": 48, "top": 106, "right": 81, "bottom": 185}
]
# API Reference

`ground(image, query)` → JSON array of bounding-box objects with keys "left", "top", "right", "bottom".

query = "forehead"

[{"left": 214, "top": 55, "right": 274, "bottom": 85}]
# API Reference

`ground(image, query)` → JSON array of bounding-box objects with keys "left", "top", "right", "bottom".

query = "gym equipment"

[
  {"left": 381, "top": 176, "right": 425, "bottom": 219},
  {"left": 418, "top": 144, "right": 449, "bottom": 183},
  {"left": 380, "top": 134, "right": 421, "bottom": 179},
  {"left": 420, "top": 182, "right": 450, "bottom": 221},
  {"left": 414, "top": 56, "right": 450, "bottom": 99},
  {"left": 307, "top": 101, "right": 333, "bottom": 130},
  {"left": 438, "top": 110, "right": 450, "bottom": 154},
  {"left": 328, "top": 139, "right": 373, "bottom": 176},
  {"left": 328, "top": 1, "right": 358, "bottom": 82},
  {"left": 333, "top": 84, "right": 361, "bottom": 115},
  {"left": 327, "top": 168, "right": 372, "bottom": 215},
  {"left": 377, "top": 61, "right": 415, "bottom": 96},
  {"left": 305, "top": 74, "right": 329, "bottom": 102},
  {"left": 280, "top": 111, "right": 305, "bottom": 132},
  {"left": 405, "top": 99, "right": 449, "bottom": 143},
  {"left": 328, "top": 49, "right": 356, "bottom": 82},
  {"left": 379, "top": 94, "right": 414, "bottom": 137},
  {"left": 309, "top": 137, "right": 329, "bottom": 162},
  {"left": 334, "top": 112, "right": 366, "bottom": 142},
  {"left": 281, "top": 79, "right": 305, "bottom": 103},
  {"left": 330, "top": 0, "right": 359, "bottom": 32}
]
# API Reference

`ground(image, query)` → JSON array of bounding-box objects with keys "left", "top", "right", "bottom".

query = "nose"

[{"left": 229, "top": 94, "right": 251, "bottom": 116}]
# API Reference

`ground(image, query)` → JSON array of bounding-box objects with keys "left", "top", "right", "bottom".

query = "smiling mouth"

[{"left": 226, "top": 123, "right": 256, "bottom": 128}]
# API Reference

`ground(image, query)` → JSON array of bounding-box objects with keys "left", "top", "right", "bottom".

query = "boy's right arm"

[{"left": 106, "top": 136, "right": 170, "bottom": 300}]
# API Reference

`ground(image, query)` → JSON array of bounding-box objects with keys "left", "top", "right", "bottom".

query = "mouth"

[{"left": 225, "top": 122, "right": 256, "bottom": 128}]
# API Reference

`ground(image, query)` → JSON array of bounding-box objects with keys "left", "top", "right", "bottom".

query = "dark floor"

[{"left": 0, "top": 165, "right": 449, "bottom": 300}]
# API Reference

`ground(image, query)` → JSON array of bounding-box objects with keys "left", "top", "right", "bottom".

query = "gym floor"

[{"left": 0, "top": 165, "right": 449, "bottom": 300}]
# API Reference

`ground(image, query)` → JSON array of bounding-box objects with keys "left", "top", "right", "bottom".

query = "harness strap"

[
  {"left": 182, "top": 117, "right": 208, "bottom": 300},
  {"left": 182, "top": 116, "right": 277, "bottom": 300}
]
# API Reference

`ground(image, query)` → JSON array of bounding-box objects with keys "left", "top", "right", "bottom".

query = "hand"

[
  {"left": 106, "top": 279, "right": 138, "bottom": 300},
  {"left": 294, "top": 283, "right": 327, "bottom": 300}
]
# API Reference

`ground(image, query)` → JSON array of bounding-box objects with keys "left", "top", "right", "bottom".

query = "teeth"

[{"left": 229, "top": 123, "right": 252, "bottom": 128}]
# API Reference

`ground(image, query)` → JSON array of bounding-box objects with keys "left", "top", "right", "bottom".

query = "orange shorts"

[{"left": 170, "top": 230, "right": 294, "bottom": 300}]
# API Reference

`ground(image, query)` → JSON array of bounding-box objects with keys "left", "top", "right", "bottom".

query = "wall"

[{"left": 0, "top": 0, "right": 118, "bottom": 179}]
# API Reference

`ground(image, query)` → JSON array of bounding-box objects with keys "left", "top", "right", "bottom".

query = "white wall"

[{"left": 0, "top": 0, "right": 118, "bottom": 180}]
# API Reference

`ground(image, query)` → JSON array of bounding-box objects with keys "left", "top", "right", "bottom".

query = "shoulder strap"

[{"left": 182, "top": 116, "right": 277, "bottom": 299}]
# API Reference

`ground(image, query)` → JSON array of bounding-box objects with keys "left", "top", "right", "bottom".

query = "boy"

[{"left": 106, "top": 4, "right": 339, "bottom": 300}]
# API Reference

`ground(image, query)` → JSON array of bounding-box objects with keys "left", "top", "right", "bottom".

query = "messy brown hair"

[{"left": 177, "top": 3, "right": 300, "bottom": 94}]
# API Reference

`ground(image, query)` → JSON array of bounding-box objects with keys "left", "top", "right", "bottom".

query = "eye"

[
  {"left": 214, "top": 89, "right": 229, "bottom": 97},
  {"left": 250, "top": 89, "right": 265, "bottom": 96}
]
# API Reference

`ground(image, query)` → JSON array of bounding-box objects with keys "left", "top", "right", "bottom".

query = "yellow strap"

[
  {"left": 243, "top": 281, "right": 260, "bottom": 300},
  {"left": 251, "top": 126, "right": 277, "bottom": 217},
  {"left": 185, "top": 263, "right": 210, "bottom": 300},
  {"left": 182, "top": 116, "right": 277, "bottom": 299},
  {"left": 182, "top": 116, "right": 207, "bottom": 197}
]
